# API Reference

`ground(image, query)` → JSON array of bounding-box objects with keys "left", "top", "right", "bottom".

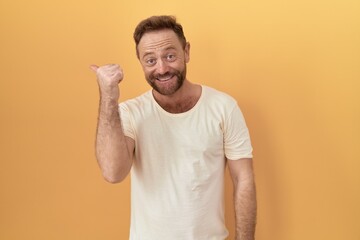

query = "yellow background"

[{"left": 1, "top": 0, "right": 359, "bottom": 239}]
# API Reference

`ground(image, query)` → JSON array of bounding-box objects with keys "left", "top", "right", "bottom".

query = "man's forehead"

[{"left": 138, "top": 30, "right": 181, "bottom": 52}]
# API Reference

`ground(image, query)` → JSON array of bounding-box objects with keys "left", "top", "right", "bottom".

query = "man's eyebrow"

[
  {"left": 142, "top": 52, "right": 154, "bottom": 60},
  {"left": 164, "top": 46, "right": 176, "bottom": 51},
  {"left": 141, "top": 46, "right": 177, "bottom": 60}
]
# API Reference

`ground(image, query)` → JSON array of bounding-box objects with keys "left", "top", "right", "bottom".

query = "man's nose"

[{"left": 156, "top": 59, "right": 168, "bottom": 75}]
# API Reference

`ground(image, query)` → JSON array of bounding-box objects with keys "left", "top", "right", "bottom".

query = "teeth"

[{"left": 157, "top": 75, "right": 173, "bottom": 81}]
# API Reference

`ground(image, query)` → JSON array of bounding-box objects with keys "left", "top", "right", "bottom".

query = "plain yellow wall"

[{"left": 1, "top": 0, "right": 359, "bottom": 239}]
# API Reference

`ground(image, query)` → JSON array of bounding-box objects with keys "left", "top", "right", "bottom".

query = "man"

[{"left": 91, "top": 15, "right": 256, "bottom": 240}]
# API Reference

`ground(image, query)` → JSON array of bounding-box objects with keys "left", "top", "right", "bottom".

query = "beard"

[{"left": 145, "top": 65, "right": 187, "bottom": 96}]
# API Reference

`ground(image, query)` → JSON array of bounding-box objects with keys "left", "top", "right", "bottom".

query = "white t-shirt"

[{"left": 119, "top": 85, "right": 253, "bottom": 240}]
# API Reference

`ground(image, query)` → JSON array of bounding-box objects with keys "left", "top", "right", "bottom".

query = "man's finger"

[{"left": 90, "top": 64, "right": 99, "bottom": 72}]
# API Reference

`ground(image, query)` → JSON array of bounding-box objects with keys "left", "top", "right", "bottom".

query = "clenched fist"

[{"left": 90, "top": 64, "right": 124, "bottom": 100}]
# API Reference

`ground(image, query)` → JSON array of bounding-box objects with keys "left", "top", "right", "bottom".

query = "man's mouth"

[{"left": 156, "top": 74, "right": 174, "bottom": 81}]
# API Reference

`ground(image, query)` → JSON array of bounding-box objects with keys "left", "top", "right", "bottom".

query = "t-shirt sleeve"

[
  {"left": 224, "top": 103, "right": 253, "bottom": 160},
  {"left": 118, "top": 102, "right": 135, "bottom": 140}
]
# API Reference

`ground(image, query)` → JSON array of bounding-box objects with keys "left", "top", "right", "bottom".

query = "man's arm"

[
  {"left": 228, "top": 158, "right": 257, "bottom": 240},
  {"left": 91, "top": 64, "right": 134, "bottom": 183}
]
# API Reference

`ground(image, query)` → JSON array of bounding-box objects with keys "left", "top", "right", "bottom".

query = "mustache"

[
  {"left": 150, "top": 71, "right": 179, "bottom": 80},
  {"left": 155, "top": 72, "right": 174, "bottom": 79}
]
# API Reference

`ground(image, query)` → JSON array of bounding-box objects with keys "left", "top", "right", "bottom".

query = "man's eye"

[
  {"left": 167, "top": 54, "right": 176, "bottom": 61},
  {"left": 146, "top": 59, "right": 156, "bottom": 65}
]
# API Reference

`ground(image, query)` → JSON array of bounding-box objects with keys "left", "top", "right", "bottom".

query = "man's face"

[{"left": 137, "top": 29, "right": 190, "bottom": 96}]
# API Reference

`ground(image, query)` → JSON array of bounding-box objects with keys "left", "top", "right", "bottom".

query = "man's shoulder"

[{"left": 202, "top": 85, "right": 237, "bottom": 106}]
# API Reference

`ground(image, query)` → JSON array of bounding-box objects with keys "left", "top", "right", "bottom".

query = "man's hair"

[{"left": 133, "top": 15, "right": 187, "bottom": 57}]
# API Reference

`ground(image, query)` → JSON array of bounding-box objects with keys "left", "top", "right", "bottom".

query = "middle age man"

[{"left": 91, "top": 15, "right": 257, "bottom": 240}]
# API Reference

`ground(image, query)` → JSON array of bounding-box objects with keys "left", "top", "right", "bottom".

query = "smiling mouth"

[{"left": 156, "top": 74, "right": 174, "bottom": 81}]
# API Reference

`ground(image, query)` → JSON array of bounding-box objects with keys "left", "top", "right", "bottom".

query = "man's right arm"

[{"left": 91, "top": 64, "right": 134, "bottom": 183}]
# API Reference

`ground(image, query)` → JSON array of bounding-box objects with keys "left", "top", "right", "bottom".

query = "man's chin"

[{"left": 152, "top": 79, "right": 184, "bottom": 96}]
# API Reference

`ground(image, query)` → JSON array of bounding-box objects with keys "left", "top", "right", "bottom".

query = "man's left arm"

[{"left": 228, "top": 158, "right": 257, "bottom": 240}]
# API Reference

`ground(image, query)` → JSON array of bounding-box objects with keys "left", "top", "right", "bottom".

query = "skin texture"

[
  {"left": 91, "top": 28, "right": 256, "bottom": 238},
  {"left": 228, "top": 158, "right": 257, "bottom": 240},
  {"left": 90, "top": 64, "right": 134, "bottom": 183}
]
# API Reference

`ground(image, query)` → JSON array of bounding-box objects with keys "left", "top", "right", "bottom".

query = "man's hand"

[
  {"left": 91, "top": 63, "right": 134, "bottom": 183},
  {"left": 90, "top": 64, "right": 124, "bottom": 100}
]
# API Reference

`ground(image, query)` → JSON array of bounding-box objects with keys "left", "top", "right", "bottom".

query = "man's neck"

[{"left": 152, "top": 80, "right": 202, "bottom": 114}]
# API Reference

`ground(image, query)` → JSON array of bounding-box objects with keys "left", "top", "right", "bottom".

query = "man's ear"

[{"left": 185, "top": 42, "right": 190, "bottom": 63}]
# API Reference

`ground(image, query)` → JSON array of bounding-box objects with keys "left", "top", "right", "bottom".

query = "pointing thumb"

[{"left": 90, "top": 64, "right": 99, "bottom": 72}]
